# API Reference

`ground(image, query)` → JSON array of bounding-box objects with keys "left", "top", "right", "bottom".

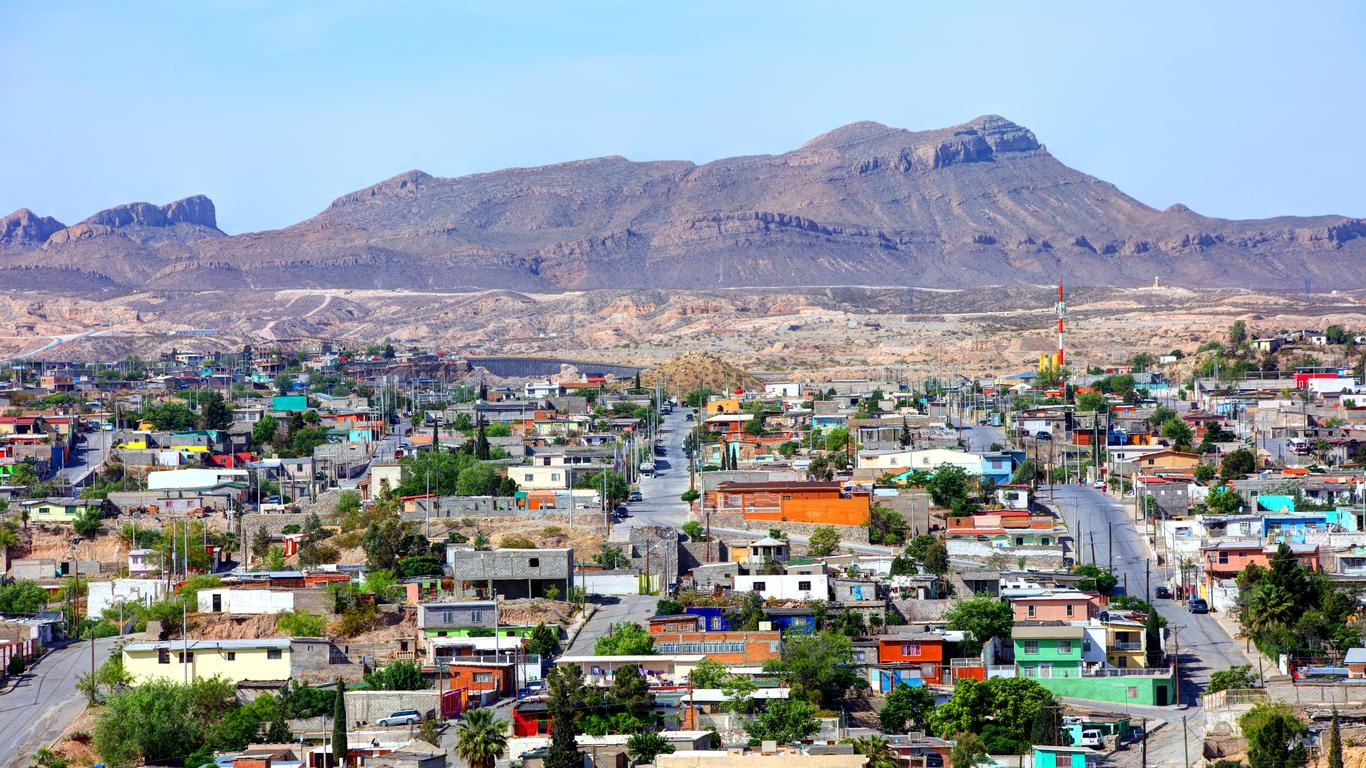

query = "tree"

[
  {"left": 1205, "top": 486, "right": 1244, "bottom": 515},
  {"left": 922, "top": 539, "right": 950, "bottom": 577},
  {"left": 727, "top": 590, "right": 766, "bottom": 631},
  {"left": 1072, "top": 564, "right": 1118, "bottom": 595},
  {"left": 475, "top": 419, "right": 491, "bottom": 460},
  {"left": 949, "top": 732, "right": 990, "bottom": 768},
  {"left": 743, "top": 415, "right": 767, "bottom": 437},
  {"left": 143, "top": 401, "right": 196, "bottom": 432},
  {"left": 526, "top": 622, "right": 562, "bottom": 658},
  {"left": 1329, "top": 709, "right": 1344, "bottom": 768},
  {"left": 880, "top": 683, "right": 936, "bottom": 734},
  {"left": 610, "top": 663, "right": 651, "bottom": 712},
  {"left": 745, "top": 697, "right": 820, "bottom": 744},
  {"left": 931, "top": 678, "right": 1053, "bottom": 754},
  {"left": 71, "top": 505, "right": 104, "bottom": 537},
  {"left": 453, "top": 707, "right": 508, "bottom": 768},
  {"left": 575, "top": 470, "right": 630, "bottom": 504},
  {"left": 1076, "top": 392, "right": 1108, "bottom": 413},
  {"left": 332, "top": 680, "right": 347, "bottom": 768},
  {"left": 1206, "top": 665, "right": 1257, "bottom": 694},
  {"left": 1239, "top": 702, "right": 1307, "bottom": 768},
  {"left": 594, "top": 623, "right": 655, "bottom": 655},
  {"left": 1229, "top": 320, "right": 1248, "bottom": 346},
  {"left": 1160, "top": 417, "right": 1194, "bottom": 450},
  {"left": 850, "top": 736, "right": 899, "bottom": 768},
  {"left": 868, "top": 505, "right": 907, "bottom": 545},
  {"left": 544, "top": 666, "right": 586, "bottom": 768},
  {"left": 926, "top": 464, "right": 971, "bottom": 508},
  {"left": 770, "top": 630, "right": 864, "bottom": 707},
  {"left": 807, "top": 525, "right": 841, "bottom": 556},
  {"left": 943, "top": 595, "right": 1013, "bottom": 656},
  {"left": 680, "top": 488, "right": 700, "bottom": 503},
  {"left": 0, "top": 581, "right": 49, "bottom": 613},
  {"left": 688, "top": 658, "right": 728, "bottom": 688},
  {"left": 1194, "top": 464, "right": 1216, "bottom": 483},
  {"left": 364, "top": 660, "right": 429, "bottom": 690},
  {"left": 1029, "top": 702, "right": 1059, "bottom": 746},
  {"left": 93, "top": 677, "right": 240, "bottom": 768},
  {"left": 626, "top": 731, "right": 674, "bottom": 765},
  {"left": 198, "top": 391, "right": 232, "bottom": 431},
  {"left": 1220, "top": 448, "right": 1257, "bottom": 481},
  {"left": 824, "top": 427, "right": 849, "bottom": 452},
  {"left": 681, "top": 520, "right": 706, "bottom": 541},
  {"left": 1144, "top": 609, "right": 1164, "bottom": 668},
  {"left": 594, "top": 544, "right": 630, "bottom": 570}
]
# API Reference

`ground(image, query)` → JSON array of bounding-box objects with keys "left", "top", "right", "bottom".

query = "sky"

[{"left": 2, "top": 1, "right": 1364, "bottom": 234}]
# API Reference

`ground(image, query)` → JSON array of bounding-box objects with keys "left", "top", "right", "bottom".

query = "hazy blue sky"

[{"left": 3, "top": 1, "right": 1363, "bottom": 233}]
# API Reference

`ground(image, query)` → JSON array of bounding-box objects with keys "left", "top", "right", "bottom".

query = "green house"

[
  {"left": 1013, "top": 624, "right": 1085, "bottom": 677},
  {"left": 1033, "top": 745, "right": 1089, "bottom": 768},
  {"left": 21, "top": 497, "right": 99, "bottom": 524}
]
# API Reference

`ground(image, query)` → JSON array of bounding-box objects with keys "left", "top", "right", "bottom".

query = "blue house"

[
  {"left": 684, "top": 606, "right": 730, "bottom": 631},
  {"left": 763, "top": 607, "right": 816, "bottom": 635}
]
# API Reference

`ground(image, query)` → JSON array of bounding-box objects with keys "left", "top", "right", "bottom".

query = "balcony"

[{"left": 1112, "top": 642, "right": 1144, "bottom": 651}]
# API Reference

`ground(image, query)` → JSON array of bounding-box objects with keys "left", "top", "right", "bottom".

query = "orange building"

[
  {"left": 704, "top": 481, "right": 871, "bottom": 526},
  {"left": 448, "top": 660, "right": 516, "bottom": 696},
  {"left": 1009, "top": 592, "right": 1099, "bottom": 623},
  {"left": 876, "top": 632, "right": 946, "bottom": 684},
  {"left": 1201, "top": 542, "right": 1320, "bottom": 580},
  {"left": 651, "top": 629, "right": 782, "bottom": 664}
]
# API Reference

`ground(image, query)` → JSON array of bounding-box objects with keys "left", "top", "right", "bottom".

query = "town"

[{"left": 0, "top": 318, "right": 1362, "bottom": 768}]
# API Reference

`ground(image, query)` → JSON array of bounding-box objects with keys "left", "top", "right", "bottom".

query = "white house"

[
  {"left": 87, "top": 579, "right": 167, "bottom": 619},
  {"left": 764, "top": 382, "right": 802, "bottom": 398},
  {"left": 197, "top": 588, "right": 297, "bottom": 615},
  {"left": 734, "top": 573, "right": 829, "bottom": 601},
  {"left": 147, "top": 468, "right": 249, "bottom": 491}
]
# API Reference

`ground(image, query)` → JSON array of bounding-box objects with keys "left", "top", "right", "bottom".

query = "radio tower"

[{"left": 1055, "top": 280, "right": 1067, "bottom": 367}]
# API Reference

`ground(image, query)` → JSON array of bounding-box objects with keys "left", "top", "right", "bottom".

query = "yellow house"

[
  {"left": 705, "top": 398, "right": 741, "bottom": 415},
  {"left": 1104, "top": 617, "right": 1150, "bottom": 669},
  {"left": 117, "top": 439, "right": 149, "bottom": 450},
  {"left": 20, "top": 497, "right": 99, "bottom": 524},
  {"left": 121, "top": 638, "right": 329, "bottom": 685},
  {"left": 169, "top": 444, "right": 209, "bottom": 453}
]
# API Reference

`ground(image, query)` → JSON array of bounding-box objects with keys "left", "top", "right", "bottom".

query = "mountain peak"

[
  {"left": 800, "top": 121, "right": 898, "bottom": 149},
  {"left": 82, "top": 195, "right": 218, "bottom": 230},
  {"left": 330, "top": 169, "right": 433, "bottom": 208},
  {"left": 0, "top": 207, "right": 66, "bottom": 248}
]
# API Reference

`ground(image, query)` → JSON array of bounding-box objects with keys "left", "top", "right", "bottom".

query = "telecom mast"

[{"left": 1055, "top": 280, "right": 1066, "bottom": 367}]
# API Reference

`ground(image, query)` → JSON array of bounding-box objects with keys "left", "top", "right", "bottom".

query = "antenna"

[{"left": 1055, "top": 279, "right": 1067, "bottom": 367}]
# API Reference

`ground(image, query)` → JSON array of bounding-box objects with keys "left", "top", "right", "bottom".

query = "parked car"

[
  {"left": 265, "top": 495, "right": 282, "bottom": 505},
  {"left": 627, "top": 491, "right": 643, "bottom": 503},
  {"left": 376, "top": 709, "right": 421, "bottom": 727},
  {"left": 1035, "top": 430, "right": 1053, "bottom": 440},
  {"left": 1188, "top": 597, "right": 1209, "bottom": 614},
  {"left": 1154, "top": 586, "right": 1172, "bottom": 599},
  {"left": 685, "top": 412, "right": 694, "bottom": 421},
  {"left": 614, "top": 505, "right": 631, "bottom": 518},
  {"left": 1077, "top": 729, "right": 1105, "bottom": 749}
]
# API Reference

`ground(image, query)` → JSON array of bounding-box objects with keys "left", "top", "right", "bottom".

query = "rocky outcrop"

[
  {"left": 82, "top": 195, "right": 217, "bottom": 230},
  {"left": 0, "top": 209, "right": 65, "bottom": 248}
]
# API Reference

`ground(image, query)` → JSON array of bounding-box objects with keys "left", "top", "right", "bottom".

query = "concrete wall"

[
  {"left": 581, "top": 571, "right": 639, "bottom": 596},
  {"left": 88, "top": 579, "right": 167, "bottom": 618},
  {"left": 345, "top": 690, "right": 444, "bottom": 724},
  {"left": 199, "top": 588, "right": 296, "bottom": 615},
  {"left": 10, "top": 559, "right": 55, "bottom": 581}
]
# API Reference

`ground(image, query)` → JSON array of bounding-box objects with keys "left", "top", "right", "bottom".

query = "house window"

[
  {"left": 798, "top": 581, "right": 812, "bottom": 591},
  {"left": 551, "top": 473, "right": 560, "bottom": 482},
  {"left": 1023, "top": 641, "right": 1039, "bottom": 655},
  {"left": 752, "top": 582, "right": 766, "bottom": 591},
  {"left": 157, "top": 649, "right": 170, "bottom": 664},
  {"left": 901, "top": 642, "right": 922, "bottom": 656},
  {"left": 769, "top": 642, "right": 781, "bottom": 653},
  {"left": 267, "top": 649, "right": 283, "bottom": 660},
  {"left": 473, "top": 672, "right": 494, "bottom": 683},
  {"left": 1065, "top": 605, "right": 1074, "bottom": 617},
  {"left": 225, "top": 651, "right": 236, "bottom": 661},
  {"left": 178, "top": 652, "right": 194, "bottom": 663},
  {"left": 524, "top": 474, "right": 534, "bottom": 482},
  {"left": 530, "top": 558, "right": 540, "bottom": 567},
  {"left": 1218, "top": 552, "right": 1229, "bottom": 564},
  {"left": 1027, "top": 605, "right": 1036, "bottom": 618},
  {"left": 783, "top": 495, "right": 793, "bottom": 501},
  {"left": 1058, "top": 641, "right": 1073, "bottom": 654},
  {"left": 470, "top": 610, "right": 482, "bottom": 623}
]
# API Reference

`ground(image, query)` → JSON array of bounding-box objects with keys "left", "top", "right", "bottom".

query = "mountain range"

[{"left": 3, "top": 115, "right": 1363, "bottom": 292}]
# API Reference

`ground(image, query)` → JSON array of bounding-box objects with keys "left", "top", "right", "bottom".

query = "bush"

[
  {"left": 277, "top": 611, "right": 325, "bottom": 637},
  {"left": 499, "top": 535, "right": 537, "bottom": 549},
  {"left": 7, "top": 654, "right": 25, "bottom": 675},
  {"left": 333, "top": 603, "right": 381, "bottom": 637},
  {"left": 681, "top": 520, "right": 706, "bottom": 540}
]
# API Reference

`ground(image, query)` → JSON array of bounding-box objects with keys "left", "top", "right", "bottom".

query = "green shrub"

[{"left": 276, "top": 611, "right": 325, "bottom": 637}]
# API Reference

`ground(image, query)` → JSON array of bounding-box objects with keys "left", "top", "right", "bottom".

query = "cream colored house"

[{"left": 121, "top": 637, "right": 331, "bottom": 685}]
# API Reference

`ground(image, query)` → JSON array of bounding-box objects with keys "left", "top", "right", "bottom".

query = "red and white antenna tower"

[{"left": 1055, "top": 280, "right": 1067, "bottom": 367}]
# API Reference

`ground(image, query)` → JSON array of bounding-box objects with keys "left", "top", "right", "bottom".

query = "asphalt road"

[
  {"left": 58, "top": 429, "right": 113, "bottom": 489},
  {"left": 618, "top": 408, "right": 691, "bottom": 531},
  {"left": 564, "top": 594, "right": 662, "bottom": 656},
  {"left": 0, "top": 637, "right": 117, "bottom": 767}
]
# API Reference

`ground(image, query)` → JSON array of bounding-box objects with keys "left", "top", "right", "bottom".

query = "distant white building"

[
  {"left": 147, "top": 468, "right": 249, "bottom": 491},
  {"left": 734, "top": 573, "right": 829, "bottom": 601},
  {"left": 87, "top": 579, "right": 167, "bottom": 619}
]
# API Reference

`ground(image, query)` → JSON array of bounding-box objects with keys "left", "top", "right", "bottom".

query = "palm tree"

[
  {"left": 850, "top": 736, "right": 898, "bottom": 768},
  {"left": 453, "top": 707, "right": 508, "bottom": 768}
]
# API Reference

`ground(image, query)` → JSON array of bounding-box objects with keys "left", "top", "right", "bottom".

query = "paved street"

[
  {"left": 59, "top": 428, "right": 113, "bottom": 489},
  {"left": 564, "top": 594, "right": 661, "bottom": 656},
  {"left": 619, "top": 408, "right": 691, "bottom": 530},
  {"left": 0, "top": 638, "right": 117, "bottom": 767}
]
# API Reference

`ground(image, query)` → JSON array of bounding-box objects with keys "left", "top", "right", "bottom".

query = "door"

[{"left": 211, "top": 594, "right": 222, "bottom": 613}]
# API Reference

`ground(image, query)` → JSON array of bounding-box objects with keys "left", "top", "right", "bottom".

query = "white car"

[{"left": 376, "top": 709, "right": 422, "bottom": 726}]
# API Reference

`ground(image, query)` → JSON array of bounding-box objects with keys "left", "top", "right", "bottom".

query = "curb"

[{"left": 562, "top": 604, "right": 597, "bottom": 651}]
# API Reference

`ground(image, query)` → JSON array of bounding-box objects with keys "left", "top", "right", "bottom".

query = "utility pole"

[{"left": 1181, "top": 714, "right": 1190, "bottom": 768}]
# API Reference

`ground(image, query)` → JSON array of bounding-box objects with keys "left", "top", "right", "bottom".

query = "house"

[
  {"left": 1014, "top": 623, "right": 1086, "bottom": 678},
  {"left": 146, "top": 467, "right": 249, "bottom": 492},
  {"left": 121, "top": 638, "right": 332, "bottom": 685},
  {"left": 704, "top": 481, "right": 871, "bottom": 526},
  {"left": 446, "top": 547, "right": 574, "bottom": 600},
  {"left": 447, "top": 659, "right": 516, "bottom": 697},
  {"left": 1010, "top": 592, "right": 1098, "bottom": 624},
  {"left": 20, "top": 497, "right": 100, "bottom": 524},
  {"left": 416, "top": 600, "right": 507, "bottom": 637},
  {"left": 728, "top": 537, "right": 790, "bottom": 565},
  {"left": 197, "top": 587, "right": 332, "bottom": 616},
  {"left": 128, "top": 548, "right": 158, "bottom": 576},
  {"left": 1345, "top": 647, "right": 1366, "bottom": 679},
  {"left": 552, "top": 654, "right": 705, "bottom": 687},
  {"left": 734, "top": 573, "right": 829, "bottom": 601},
  {"left": 1033, "top": 745, "right": 1091, "bottom": 768},
  {"left": 874, "top": 631, "right": 946, "bottom": 687},
  {"left": 87, "top": 579, "right": 167, "bottom": 618},
  {"left": 650, "top": 629, "right": 782, "bottom": 664}
]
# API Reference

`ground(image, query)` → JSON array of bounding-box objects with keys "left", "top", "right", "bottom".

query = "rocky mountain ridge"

[{"left": 2, "top": 116, "right": 1361, "bottom": 291}]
